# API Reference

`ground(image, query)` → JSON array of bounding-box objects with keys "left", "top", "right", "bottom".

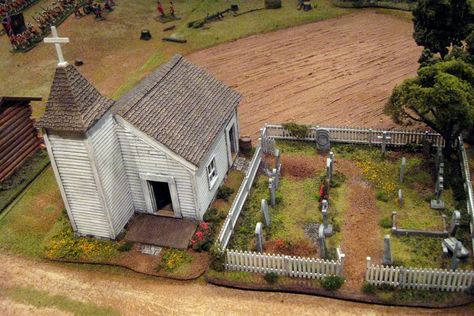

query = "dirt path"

[
  {"left": 189, "top": 11, "right": 422, "bottom": 139},
  {"left": 337, "top": 161, "right": 383, "bottom": 290},
  {"left": 1, "top": 254, "right": 473, "bottom": 315}
]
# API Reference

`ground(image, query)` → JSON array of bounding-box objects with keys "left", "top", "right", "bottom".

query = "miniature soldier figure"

[
  {"left": 94, "top": 2, "right": 103, "bottom": 19},
  {"left": 74, "top": 1, "right": 83, "bottom": 17},
  {"left": 169, "top": 1, "right": 175, "bottom": 17},
  {"left": 104, "top": 0, "right": 113, "bottom": 12},
  {"left": 157, "top": 1, "right": 164, "bottom": 16}
]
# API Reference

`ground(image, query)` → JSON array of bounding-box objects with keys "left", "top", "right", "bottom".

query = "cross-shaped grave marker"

[{"left": 44, "top": 26, "right": 70, "bottom": 67}]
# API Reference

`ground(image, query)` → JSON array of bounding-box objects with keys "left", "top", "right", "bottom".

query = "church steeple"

[{"left": 37, "top": 65, "right": 114, "bottom": 133}]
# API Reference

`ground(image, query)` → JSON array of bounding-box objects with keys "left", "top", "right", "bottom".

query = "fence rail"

[
  {"left": 226, "top": 250, "right": 343, "bottom": 279},
  {"left": 458, "top": 135, "right": 474, "bottom": 253},
  {"left": 262, "top": 124, "right": 445, "bottom": 147},
  {"left": 366, "top": 258, "right": 474, "bottom": 292},
  {"left": 217, "top": 146, "right": 262, "bottom": 250}
]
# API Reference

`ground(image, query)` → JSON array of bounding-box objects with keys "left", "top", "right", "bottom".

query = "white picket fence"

[
  {"left": 217, "top": 146, "right": 262, "bottom": 250},
  {"left": 366, "top": 258, "right": 474, "bottom": 292},
  {"left": 262, "top": 124, "right": 445, "bottom": 147},
  {"left": 458, "top": 135, "right": 474, "bottom": 253},
  {"left": 226, "top": 250, "right": 343, "bottom": 279}
]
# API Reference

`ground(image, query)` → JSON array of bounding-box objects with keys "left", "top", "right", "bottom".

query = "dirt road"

[
  {"left": 1, "top": 253, "right": 472, "bottom": 315},
  {"left": 189, "top": 11, "right": 422, "bottom": 139}
]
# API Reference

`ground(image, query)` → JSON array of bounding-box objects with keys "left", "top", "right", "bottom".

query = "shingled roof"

[
  {"left": 37, "top": 65, "right": 114, "bottom": 132},
  {"left": 115, "top": 55, "right": 241, "bottom": 167}
]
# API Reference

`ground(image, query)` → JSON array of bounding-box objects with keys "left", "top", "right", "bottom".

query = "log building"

[{"left": 0, "top": 96, "right": 43, "bottom": 181}]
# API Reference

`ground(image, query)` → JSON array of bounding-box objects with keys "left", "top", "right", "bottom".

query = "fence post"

[
  {"left": 368, "top": 129, "right": 373, "bottom": 146},
  {"left": 284, "top": 255, "right": 290, "bottom": 277},
  {"left": 366, "top": 256, "right": 372, "bottom": 282}
]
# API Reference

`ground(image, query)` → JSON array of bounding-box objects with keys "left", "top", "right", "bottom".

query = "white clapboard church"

[{"left": 37, "top": 28, "right": 241, "bottom": 239}]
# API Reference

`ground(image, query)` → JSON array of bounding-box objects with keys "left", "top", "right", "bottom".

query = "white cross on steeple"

[{"left": 44, "top": 26, "right": 70, "bottom": 67}]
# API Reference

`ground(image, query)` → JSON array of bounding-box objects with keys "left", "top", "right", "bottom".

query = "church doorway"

[{"left": 148, "top": 180, "right": 174, "bottom": 217}]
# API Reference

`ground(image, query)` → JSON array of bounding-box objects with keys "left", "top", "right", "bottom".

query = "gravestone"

[
  {"left": 391, "top": 211, "right": 397, "bottom": 230},
  {"left": 318, "top": 225, "right": 326, "bottom": 259},
  {"left": 377, "top": 132, "right": 392, "bottom": 155},
  {"left": 451, "top": 241, "right": 462, "bottom": 270},
  {"left": 255, "top": 222, "right": 264, "bottom": 253},
  {"left": 400, "top": 157, "right": 406, "bottom": 183},
  {"left": 321, "top": 199, "right": 333, "bottom": 236},
  {"left": 443, "top": 237, "right": 469, "bottom": 258},
  {"left": 438, "top": 162, "right": 444, "bottom": 177},
  {"left": 382, "top": 235, "right": 393, "bottom": 265},
  {"left": 326, "top": 158, "right": 333, "bottom": 182},
  {"left": 316, "top": 128, "right": 330, "bottom": 152},
  {"left": 442, "top": 242, "right": 449, "bottom": 258},
  {"left": 449, "top": 211, "right": 461, "bottom": 237},
  {"left": 272, "top": 168, "right": 279, "bottom": 188},
  {"left": 275, "top": 148, "right": 281, "bottom": 173},
  {"left": 431, "top": 176, "right": 445, "bottom": 209},
  {"left": 398, "top": 189, "right": 404, "bottom": 208},
  {"left": 261, "top": 199, "right": 270, "bottom": 226},
  {"left": 269, "top": 178, "right": 276, "bottom": 207}
]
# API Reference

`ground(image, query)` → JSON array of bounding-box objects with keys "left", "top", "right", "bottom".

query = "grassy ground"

[
  {"left": 0, "top": 149, "right": 50, "bottom": 212},
  {"left": 0, "top": 0, "right": 351, "bottom": 119},
  {"left": 0, "top": 167, "right": 63, "bottom": 258},
  {"left": 4, "top": 286, "right": 120, "bottom": 316},
  {"left": 229, "top": 142, "right": 346, "bottom": 258}
]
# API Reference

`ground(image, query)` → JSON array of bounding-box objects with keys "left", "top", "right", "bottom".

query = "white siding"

[
  {"left": 48, "top": 133, "right": 112, "bottom": 238},
  {"left": 88, "top": 114, "right": 134, "bottom": 236},
  {"left": 195, "top": 128, "right": 230, "bottom": 219},
  {"left": 115, "top": 123, "right": 197, "bottom": 218}
]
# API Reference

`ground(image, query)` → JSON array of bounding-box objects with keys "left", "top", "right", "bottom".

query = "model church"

[{"left": 38, "top": 44, "right": 241, "bottom": 239}]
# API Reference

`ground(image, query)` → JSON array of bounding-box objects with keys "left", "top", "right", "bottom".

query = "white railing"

[
  {"left": 263, "top": 124, "right": 445, "bottom": 147},
  {"left": 458, "top": 135, "right": 474, "bottom": 253},
  {"left": 217, "top": 146, "right": 262, "bottom": 250},
  {"left": 366, "top": 258, "right": 474, "bottom": 292},
  {"left": 226, "top": 250, "right": 343, "bottom": 279}
]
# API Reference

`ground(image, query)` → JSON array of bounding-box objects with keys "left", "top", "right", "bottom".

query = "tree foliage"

[
  {"left": 385, "top": 60, "right": 474, "bottom": 156},
  {"left": 413, "top": 0, "right": 473, "bottom": 58}
]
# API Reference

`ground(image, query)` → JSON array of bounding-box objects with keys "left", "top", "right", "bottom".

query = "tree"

[
  {"left": 385, "top": 60, "right": 474, "bottom": 157},
  {"left": 413, "top": 0, "right": 473, "bottom": 59}
]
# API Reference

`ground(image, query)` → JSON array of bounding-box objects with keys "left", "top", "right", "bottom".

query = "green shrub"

[
  {"left": 118, "top": 241, "right": 133, "bottom": 252},
  {"left": 203, "top": 207, "right": 225, "bottom": 224},
  {"left": 376, "top": 191, "right": 389, "bottom": 202},
  {"left": 379, "top": 217, "right": 392, "bottom": 229},
  {"left": 282, "top": 122, "right": 309, "bottom": 139},
  {"left": 362, "top": 282, "right": 377, "bottom": 294},
  {"left": 209, "top": 244, "right": 225, "bottom": 272},
  {"left": 466, "top": 284, "right": 474, "bottom": 296},
  {"left": 321, "top": 275, "right": 345, "bottom": 291},
  {"left": 264, "top": 272, "right": 279, "bottom": 284},
  {"left": 216, "top": 186, "right": 235, "bottom": 201},
  {"left": 190, "top": 222, "right": 213, "bottom": 252},
  {"left": 319, "top": 171, "right": 346, "bottom": 188},
  {"left": 377, "top": 283, "right": 396, "bottom": 291}
]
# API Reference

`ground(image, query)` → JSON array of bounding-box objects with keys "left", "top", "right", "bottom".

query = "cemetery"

[{"left": 214, "top": 123, "right": 474, "bottom": 296}]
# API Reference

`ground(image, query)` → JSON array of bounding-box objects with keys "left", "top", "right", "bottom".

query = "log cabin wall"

[{"left": 0, "top": 97, "right": 43, "bottom": 181}]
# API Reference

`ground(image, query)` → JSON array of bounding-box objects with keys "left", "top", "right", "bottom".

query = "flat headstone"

[
  {"left": 316, "top": 128, "right": 330, "bottom": 152},
  {"left": 382, "top": 235, "right": 393, "bottom": 265},
  {"left": 443, "top": 237, "right": 469, "bottom": 258}
]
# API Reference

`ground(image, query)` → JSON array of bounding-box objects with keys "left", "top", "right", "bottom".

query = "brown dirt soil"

[
  {"left": 1, "top": 253, "right": 473, "bottom": 315},
  {"left": 336, "top": 160, "right": 383, "bottom": 291},
  {"left": 265, "top": 239, "right": 318, "bottom": 257},
  {"left": 188, "top": 11, "right": 422, "bottom": 139},
  {"left": 279, "top": 154, "right": 326, "bottom": 179}
]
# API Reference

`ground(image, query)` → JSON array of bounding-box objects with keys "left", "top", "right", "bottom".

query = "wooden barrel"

[
  {"left": 140, "top": 29, "right": 152, "bottom": 41},
  {"left": 239, "top": 137, "right": 252, "bottom": 154}
]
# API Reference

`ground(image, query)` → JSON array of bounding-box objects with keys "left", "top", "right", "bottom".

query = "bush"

[
  {"left": 379, "top": 217, "right": 392, "bottom": 229},
  {"left": 203, "top": 207, "right": 225, "bottom": 224},
  {"left": 362, "top": 282, "right": 377, "bottom": 294},
  {"left": 216, "top": 186, "right": 234, "bottom": 201},
  {"left": 190, "top": 222, "right": 213, "bottom": 252},
  {"left": 376, "top": 191, "right": 389, "bottom": 202},
  {"left": 321, "top": 275, "right": 345, "bottom": 291},
  {"left": 118, "top": 241, "right": 133, "bottom": 252},
  {"left": 282, "top": 122, "right": 309, "bottom": 139},
  {"left": 156, "top": 249, "right": 193, "bottom": 272},
  {"left": 466, "top": 284, "right": 474, "bottom": 296},
  {"left": 377, "top": 283, "right": 396, "bottom": 291},
  {"left": 264, "top": 272, "right": 279, "bottom": 284},
  {"left": 209, "top": 244, "right": 225, "bottom": 272}
]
